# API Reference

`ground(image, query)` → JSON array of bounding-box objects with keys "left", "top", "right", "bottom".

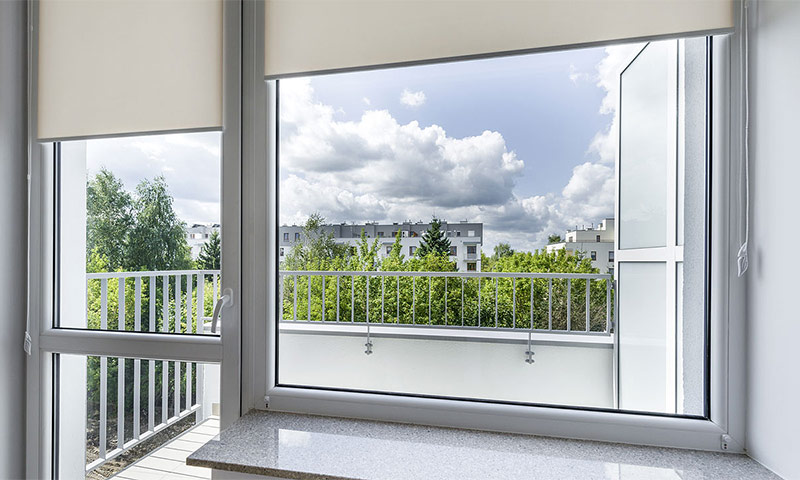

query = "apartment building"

[
  {"left": 545, "top": 218, "right": 615, "bottom": 274},
  {"left": 186, "top": 223, "right": 220, "bottom": 259},
  {"left": 279, "top": 221, "right": 483, "bottom": 271}
]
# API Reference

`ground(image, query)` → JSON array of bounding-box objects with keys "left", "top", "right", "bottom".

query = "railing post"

[
  {"left": 478, "top": 277, "right": 481, "bottom": 327},
  {"left": 322, "top": 275, "right": 326, "bottom": 322},
  {"left": 586, "top": 279, "right": 591, "bottom": 332},
  {"left": 196, "top": 273, "right": 203, "bottom": 333},
  {"left": 606, "top": 277, "right": 612, "bottom": 332},
  {"left": 175, "top": 275, "right": 182, "bottom": 333},
  {"left": 512, "top": 277, "right": 516, "bottom": 329},
  {"left": 307, "top": 274, "right": 311, "bottom": 322},
  {"left": 148, "top": 277, "right": 155, "bottom": 433},
  {"left": 494, "top": 277, "right": 498, "bottom": 328},
  {"left": 548, "top": 278, "right": 553, "bottom": 330},
  {"left": 336, "top": 276, "right": 340, "bottom": 322},
  {"left": 412, "top": 276, "right": 416, "bottom": 324},
  {"left": 381, "top": 275, "right": 384, "bottom": 324},
  {"left": 567, "top": 278, "right": 572, "bottom": 331},
  {"left": 444, "top": 276, "right": 448, "bottom": 326},
  {"left": 293, "top": 275, "right": 298, "bottom": 321},
  {"left": 117, "top": 277, "right": 125, "bottom": 448}
]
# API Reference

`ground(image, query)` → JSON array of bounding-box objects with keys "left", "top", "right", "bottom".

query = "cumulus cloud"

[
  {"left": 85, "top": 131, "right": 222, "bottom": 225},
  {"left": 278, "top": 44, "right": 650, "bottom": 252},
  {"left": 400, "top": 88, "right": 426, "bottom": 107}
]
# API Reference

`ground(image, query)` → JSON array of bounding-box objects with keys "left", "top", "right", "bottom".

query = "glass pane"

[
  {"left": 619, "top": 42, "right": 671, "bottom": 249},
  {"left": 57, "top": 354, "right": 220, "bottom": 479},
  {"left": 618, "top": 262, "right": 668, "bottom": 413},
  {"left": 57, "top": 132, "right": 223, "bottom": 335}
]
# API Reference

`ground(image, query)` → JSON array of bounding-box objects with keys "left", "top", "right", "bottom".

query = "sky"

[
  {"left": 279, "top": 44, "right": 642, "bottom": 252},
  {"left": 83, "top": 43, "right": 643, "bottom": 253}
]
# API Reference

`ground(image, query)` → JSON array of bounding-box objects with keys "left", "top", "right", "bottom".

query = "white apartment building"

[
  {"left": 545, "top": 218, "right": 615, "bottom": 274},
  {"left": 279, "top": 221, "right": 483, "bottom": 271},
  {"left": 186, "top": 223, "right": 220, "bottom": 259}
]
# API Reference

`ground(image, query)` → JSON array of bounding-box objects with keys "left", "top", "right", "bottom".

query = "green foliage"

[
  {"left": 547, "top": 234, "right": 563, "bottom": 244},
  {"left": 198, "top": 230, "right": 221, "bottom": 270},
  {"left": 125, "top": 176, "right": 193, "bottom": 271},
  {"left": 492, "top": 242, "right": 514, "bottom": 259},
  {"left": 417, "top": 217, "right": 451, "bottom": 257},
  {"left": 87, "top": 168, "right": 134, "bottom": 270}
]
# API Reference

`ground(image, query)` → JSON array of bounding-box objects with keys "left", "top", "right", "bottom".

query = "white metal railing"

[
  {"left": 86, "top": 359, "right": 205, "bottom": 474},
  {"left": 83, "top": 269, "right": 220, "bottom": 473},
  {"left": 279, "top": 270, "right": 613, "bottom": 359},
  {"left": 85, "top": 269, "right": 221, "bottom": 334}
]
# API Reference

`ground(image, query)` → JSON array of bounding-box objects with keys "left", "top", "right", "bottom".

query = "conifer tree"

[{"left": 417, "top": 217, "right": 451, "bottom": 257}]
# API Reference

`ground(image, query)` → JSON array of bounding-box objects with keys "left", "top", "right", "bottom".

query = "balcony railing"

[
  {"left": 82, "top": 270, "right": 222, "bottom": 474},
  {"left": 279, "top": 270, "right": 614, "bottom": 358}
]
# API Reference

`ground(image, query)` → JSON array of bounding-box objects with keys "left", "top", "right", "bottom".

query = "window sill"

[{"left": 187, "top": 410, "right": 777, "bottom": 479}]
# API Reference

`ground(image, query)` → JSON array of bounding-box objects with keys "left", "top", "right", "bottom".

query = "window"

[
  {"left": 274, "top": 38, "right": 711, "bottom": 419},
  {"left": 51, "top": 131, "right": 228, "bottom": 477},
  {"left": 378, "top": 231, "right": 385, "bottom": 237},
  {"left": 609, "top": 251, "right": 615, "bottom": 262},
  {"left": 386, "top": 246, "right": 392, "bottom": 255},
  {"left": 283, "top": 232, "right": 289, "bottom": 241},
  {"left": 294, "top": 232, "right": 300, "bottom": 241},
  {"left": 280, "top": 247, "right": 285, "bottom": 256}
]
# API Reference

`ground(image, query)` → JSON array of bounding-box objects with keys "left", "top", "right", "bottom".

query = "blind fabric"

[
  {"left": 38, "top": 0, "right": 222, "bottom": 140},
  {"left": 265, "top": 0, "right": 733, "bottom": 78}
]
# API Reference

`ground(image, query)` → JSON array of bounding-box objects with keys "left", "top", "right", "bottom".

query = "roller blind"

[
  {"left": 38, "top": 0, "right": 222, "bottom": 140},
  {"left": 265, "top": 0, "right": 732, "bottom": 78}
]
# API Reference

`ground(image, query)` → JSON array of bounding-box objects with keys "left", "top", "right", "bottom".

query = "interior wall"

[
  {"left": 746, "top": 0, "right": 800, "bottom": 478},
  {"left": 0, "top": 0, "right": 29, "bottom": 477}
]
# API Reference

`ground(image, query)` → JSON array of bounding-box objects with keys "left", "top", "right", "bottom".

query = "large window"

[
  {"left": 275, "top": 38, "right": 710, "bottom": 416},
  {"left": 53, "top": 132, "right": 224, "bottom": 478}
]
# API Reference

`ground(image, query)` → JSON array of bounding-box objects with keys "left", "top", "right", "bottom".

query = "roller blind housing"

[
  {"left": 265, "top": 0, "right": 733, "bottom": 78},
  {"left": 38, "top": 0, "right": 223, "bottom": 140}
]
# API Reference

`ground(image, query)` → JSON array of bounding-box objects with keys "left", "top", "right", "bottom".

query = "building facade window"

[
  {"left": 409, "top": 246, "right": 416, "bottom": 256},
  {"left": 449, "top": 246, "right": 457, "bottom": 256},
  {"left": 467, "top": 245, "right": 476, "bottom": 254},
  {"left": 596, "top": 234, "right": 601, "bottom": 242},
  {"left": 591, "top": 251, "right": 597, "bottom": 261},
  {"left": 283, "top": 232, "right": 289, "bottom": 241},
  {"left": 609, "top": 251, "right": 614, "bottom": 262},
  {"left": 294, "top": 232, "right": 300, "bottom": 241},
  {"left": 280, "top": 247, "right": 284, "bottom": 256},
  {"left": 467, "top": 263, "right": 477, "bottom": 271}
]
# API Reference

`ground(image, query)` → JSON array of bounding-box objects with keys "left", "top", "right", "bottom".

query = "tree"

[
  {"left": 283, "top": 213, "right": 350, "bottom": 270},
  {"left": 492, "top": 242, "right": 514, "bottom": 259},
  {"left": 86, "top": 168, "right": 134, "bottom": 270},
  {"left": 417, "top": 217, "right": 451, "bottom": 257},
  {"left": 125, "top": 176, "right": 193, "bottom": 271},
  {"left": 547, "top": 234, "right": 563, "bottom": 244},
  {"left": 197, "top": 230, "right": 221, "bottom": 269}
]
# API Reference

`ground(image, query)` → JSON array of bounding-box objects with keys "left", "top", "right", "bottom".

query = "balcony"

[
  {"left": 67, "top": 270, "right": 223, "bottom": 479},
  {"left": 278, "top": 270, "right": 615, "bottom": 408},
  {"left": 75, "top": 268, "right": 615, "bottom": 478}
]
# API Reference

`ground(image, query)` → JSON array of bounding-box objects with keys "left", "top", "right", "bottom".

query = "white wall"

[
  {"left": 746, "top": 1, "right": 800, "bottom": 478},
  {"left": 0, "top": 1, "right": 28, "bottom": 477},
  {"left": 279, "top": 330, "right": 614, "bottom": 409}
]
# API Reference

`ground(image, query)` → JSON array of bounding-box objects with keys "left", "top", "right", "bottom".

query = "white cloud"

[
  {"left": 568, "top": 64, "right": 591, "bottom": 84},
  {"left": 85, "top": 131, "right": 222, "bottom": 225},
  {"left": 400, "top": 88, "right": 426, "bottom": 107},
  {"left": 362, "top": 97, "right": 371, "bottom": 106}
]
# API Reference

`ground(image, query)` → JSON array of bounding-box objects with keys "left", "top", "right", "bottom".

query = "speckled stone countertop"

[{"left": 187, "top": 410, "right": 780, "bottom": 479}]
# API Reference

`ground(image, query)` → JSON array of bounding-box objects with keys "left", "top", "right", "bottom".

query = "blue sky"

[
  {"left": 308, "top": 48, "right": 609, "bottom": 197},
  {"left": 279, "top": 44, "right": 642, "bottom": 251},
  {"left": 83, "top": 43, "right": 643, "bottom": 253}
]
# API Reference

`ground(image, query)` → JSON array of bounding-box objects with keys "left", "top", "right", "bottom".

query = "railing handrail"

[
  {"left": 87, "top": 269, "right": 221, "bottom": 279},
  {"left": 279, "top": 270, "right": 611, "bottom": 279}
]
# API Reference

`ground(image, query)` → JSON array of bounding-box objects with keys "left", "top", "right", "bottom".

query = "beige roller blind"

[
  {"left": 265, "top": 0, "right": 732, "bottom": 77},
  {"left": 38, "top": 0, "right": 222, "bottom": 140}
]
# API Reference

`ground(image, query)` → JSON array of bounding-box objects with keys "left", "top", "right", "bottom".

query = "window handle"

[{"left": 211, "top": 288, "right": 233, "bottom": 334}]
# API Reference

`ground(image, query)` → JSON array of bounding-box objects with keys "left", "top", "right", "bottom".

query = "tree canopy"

[
  {"left": 547, "top": 234, "right": 563, "bottom": 244},
  {"left": 198, "top": 230, "right": 221, "bottom": 270},
  {"left": 417, "top": 217, "right": 451, "bottom": 257}
]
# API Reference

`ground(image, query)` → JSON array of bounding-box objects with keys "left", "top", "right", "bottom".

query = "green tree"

[
  {"left": 547, "top": 234, "right": 563, "bottom": 244},
  {"left": 197, "top": 230, "right": 221, "bottom": 270},
  {"left": 417, "top": 217, "right": 450, "bottom": 257},
  {"left": 125, "top": 176, "right": 192, "bottom": 271},
  {"left": 492, "top": 242, "right": 514, "bottom": 259},
  {"left": 86, "top": 168, "right": 134, "bottom": 270},
  {"left": 284, "top": 213, "right": 350, "bottom": 270}
]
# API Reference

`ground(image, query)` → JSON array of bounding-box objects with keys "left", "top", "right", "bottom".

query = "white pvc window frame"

[
  {"left": 250, "top": 0, "right": 746, "bottom": 453},
  {"left": 24, "top": 2, "right": 243, "bottom": 478}
]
